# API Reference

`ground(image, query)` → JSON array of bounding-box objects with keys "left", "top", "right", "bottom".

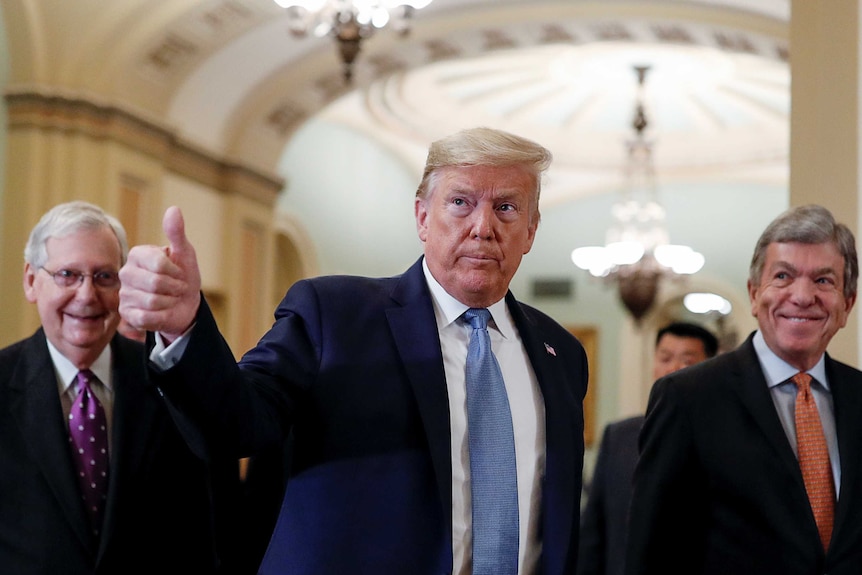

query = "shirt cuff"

[{"left": 149, "top": 323, "right": 195, "bottom": 370}]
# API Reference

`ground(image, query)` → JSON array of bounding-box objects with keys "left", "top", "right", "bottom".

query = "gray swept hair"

[
  {"left": 24, "top": 201, "right": 128, "bottom": 269},
  {"left": 749, "top": 204, "right": 857, "bottom": 299}
]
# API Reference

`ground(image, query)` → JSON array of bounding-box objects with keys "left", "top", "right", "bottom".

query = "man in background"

[
  {"left": 577, "top": 322, "right": 719, "bottom": 575},
  {"left": 627, "top": 204, "right": 862, "bottom": 574},
  {"left": 0, "top": 201, "right": 239, "bottom": 574}
]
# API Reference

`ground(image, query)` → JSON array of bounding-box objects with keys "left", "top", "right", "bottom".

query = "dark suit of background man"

[
  {"left": 577, "top": 322, "right": 718, "bottom": 575},
  {"left": 626, "top": 204, "right": 862, "bottom": 575},
  {"left": 0, "top": 201, "right": 239, "bottom": 574},
  {"left": 119, "top": 127, "right": 590, "bottom": 574}
]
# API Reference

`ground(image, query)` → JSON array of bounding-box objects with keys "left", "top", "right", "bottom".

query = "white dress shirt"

[
  {"left": 423, "top": 260, "right": 546, "bottom": 575},
  {"left": 48, "top": 341, "right": 114, "bottom": 453}
]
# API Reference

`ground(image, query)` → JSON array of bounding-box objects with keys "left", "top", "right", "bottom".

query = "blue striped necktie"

[{"left": 464, "top": 308, "right": 519, "bottom": 575}]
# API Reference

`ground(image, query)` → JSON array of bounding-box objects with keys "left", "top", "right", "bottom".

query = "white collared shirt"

[
  {"left": 422, "top": 259, "right": 545, "bottom": 575},
  {"left": 48, "top": 340, "right": 114, "bottom": 453}
]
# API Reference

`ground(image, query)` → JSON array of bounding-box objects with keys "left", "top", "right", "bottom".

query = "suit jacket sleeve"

[{"left": 150, "top": 295, "right": 300, "bottom": 457}]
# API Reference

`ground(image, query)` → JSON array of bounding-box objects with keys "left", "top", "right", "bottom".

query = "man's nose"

[
  {"left": 789, "top": 279, "right": 817, "bottom": 305},
  {"left": 470, "top": 205, "right": 495, "bottom": 239},
  {"left": 73, "top": 275, "right": 99, "bottom": 299}
]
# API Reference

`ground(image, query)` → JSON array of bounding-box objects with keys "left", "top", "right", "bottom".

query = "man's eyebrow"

[
  {"left": 768, "top": 260, "right": 797, "bottom": 271},
  {"left": 770, "top": 260, "right": 838, "bottom": 276}
]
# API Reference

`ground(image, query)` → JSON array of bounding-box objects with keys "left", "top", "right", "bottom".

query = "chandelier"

[
  {"left": 571, "top": 65, "right": 705, "bottom": 322},
  {"left": 273, "top": 0, "right": 433, "bottom": 82}
]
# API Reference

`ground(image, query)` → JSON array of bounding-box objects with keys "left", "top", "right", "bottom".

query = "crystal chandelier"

[
  {"left": 273, "top": 0, "right": 433, "bottom": 82},
  {"left": 571, "top": 65, "right": 705, "bottom": 322}
]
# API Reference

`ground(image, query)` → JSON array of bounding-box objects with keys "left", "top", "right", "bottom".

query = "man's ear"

[
  {"left": 23, "top": 262, "right": 38, "bottom": 303},
  {"left": 415, "top": 198, "right": 428, "bottom": 243},
  {"left": 747, "top": 279, "right": 758, "bottom": 318}
]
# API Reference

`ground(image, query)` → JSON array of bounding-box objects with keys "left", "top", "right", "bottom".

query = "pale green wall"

[{"left": 278, "top": 118, "right": 422, "bottom": 278}]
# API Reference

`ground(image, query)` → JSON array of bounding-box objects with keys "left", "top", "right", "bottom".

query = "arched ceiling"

[
  {"left": 6, "top": 0, "right": 789, "bottom": 184},
  {"left": 168, "top": 0, "right": 791, "bottom": 180}
]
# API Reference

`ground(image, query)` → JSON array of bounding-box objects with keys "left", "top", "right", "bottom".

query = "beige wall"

[{"left": 790, "top": 0, "right": 860, "bottom": 366}]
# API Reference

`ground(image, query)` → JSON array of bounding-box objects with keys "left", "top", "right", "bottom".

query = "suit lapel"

[
  {"left": 386, "top": 260, "right": 454, "bottom": 535},
  {"left": 9, "top": 330, "right": 94, "bottom": 551},
  {"left": 98, "top": 335, "right": 155, "bottom": 558},
  {"left": 507, "top": 294, "right": 581, "bottom": 575},
  {"left": 728, "top": 338, "right": 804, "bottom": 482}
]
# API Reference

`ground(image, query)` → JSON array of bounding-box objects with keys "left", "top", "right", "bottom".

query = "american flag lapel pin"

[{"left": 544, "top": 342, "right": 556, "bottom": 356}]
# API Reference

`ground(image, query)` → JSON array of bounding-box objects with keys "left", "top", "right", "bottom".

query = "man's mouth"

[
  {"left": 462, "top": 254, "right": 497, "bottom": 262},
  {"left": 783, "top": 315, "right": 822, "bottom": 323},
  {"left": 65, "top": 312, "right": 103, "bottom": 322}
]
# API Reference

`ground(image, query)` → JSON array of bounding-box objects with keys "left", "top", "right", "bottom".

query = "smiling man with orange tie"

[{"left": 626, "top": 204, "right": 862, "bottom": 575}]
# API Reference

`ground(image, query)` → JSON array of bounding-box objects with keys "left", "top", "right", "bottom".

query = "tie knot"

[
  {"left": 792, "top": 372, "right": 813, "bottom": 393},
  {"left": 464, "top": 308, "right": 491, "bottom": 331},
  {"left": 76, "top": 369, "right": 96, "bottom": 392}
]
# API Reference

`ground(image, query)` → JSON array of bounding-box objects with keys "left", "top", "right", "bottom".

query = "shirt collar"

[
  {"left": 752, "top": 330, "right": 828, "bottom": 390},
  {"left": 421, "top": 258, "right": 514, "bottom": 339},
  {"left": 47, "top": 339, "right": 113, "bottom": 393}
]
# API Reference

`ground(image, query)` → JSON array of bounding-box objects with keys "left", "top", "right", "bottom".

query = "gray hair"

[
  {"left": 749, "top": 204, "right": 858, "bottom": 299},
  {"left": 24, "top": 201, "right": 129, "bottom": 269},
  {"left": 415, "top": 127, "right": 552, "bottom": 224}
]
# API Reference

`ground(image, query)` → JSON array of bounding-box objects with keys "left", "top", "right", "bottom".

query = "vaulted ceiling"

[{"left": 6, "top": 0, "right": 789, "bottom": 178}]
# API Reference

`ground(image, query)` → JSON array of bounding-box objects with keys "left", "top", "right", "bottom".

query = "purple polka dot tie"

[{"left": 69, "top": 369, "right": 109, "bottom": 537}]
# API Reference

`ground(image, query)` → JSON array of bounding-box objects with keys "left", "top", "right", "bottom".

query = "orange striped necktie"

[{"left": 793, "top": 372, "right": 835, "bottom": 550}]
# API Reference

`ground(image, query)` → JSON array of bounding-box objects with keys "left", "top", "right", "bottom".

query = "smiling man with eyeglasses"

[
  {"left": 0, "top": 200, "right": 242, "bottom": 574},
  {"left": 25, "top": 222, "right": 125, "bottom": 365}
]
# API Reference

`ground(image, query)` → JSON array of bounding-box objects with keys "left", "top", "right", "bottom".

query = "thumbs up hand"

[{"left": 119, "top": 206, "right": 202, "bottom": 343}]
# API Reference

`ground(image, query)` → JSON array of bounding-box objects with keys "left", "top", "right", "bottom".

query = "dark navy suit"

[{"left": 156, "top": 257, "right": 589, "bottom": 574}]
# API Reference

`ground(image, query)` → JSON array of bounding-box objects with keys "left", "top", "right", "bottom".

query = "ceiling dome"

[{"left": 362, "top": 40, "right": 788, "bottom": 173}]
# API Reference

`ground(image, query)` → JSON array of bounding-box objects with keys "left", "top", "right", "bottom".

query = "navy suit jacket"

[
  {"left": 157, "top": 257, "right": 589, "bottom": 574},
  {"left": 0, "top": 329, "right": 237, "bottom": 574},
  {"left": 626, "top": 334, "right": 862, "bottom": 575},
  {"left": 577, "top": 415, "right": 643, "bottom": 575}
]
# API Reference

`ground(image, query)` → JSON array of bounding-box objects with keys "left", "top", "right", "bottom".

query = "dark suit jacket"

[
  {"left": 157, "top": 257, "right": 588, "bottom": 575},
  {"left": 577, "top": 415, "right": 644, "bottom": 575},
  {"left": 0, "top": 329, "right": 239, "bottom": 575},
  {"left": 626, "top": 333, "right": 862, "bottom": 575}
]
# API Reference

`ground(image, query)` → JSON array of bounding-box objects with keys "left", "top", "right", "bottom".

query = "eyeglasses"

[{"left": 40, "top": 267, "right": 120, "bottom": 289}]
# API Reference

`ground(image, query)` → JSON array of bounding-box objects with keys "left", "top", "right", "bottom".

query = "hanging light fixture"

[
  {"left": 273, "top": 0, "right": 433, "bottom": 82},
  {"left": 572, "top": 65, "right": 705, "bottom": 322}
]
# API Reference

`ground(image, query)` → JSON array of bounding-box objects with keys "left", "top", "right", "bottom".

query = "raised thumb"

[{"left": 162, "top": 205, "right": 191, "bottom": 261}]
